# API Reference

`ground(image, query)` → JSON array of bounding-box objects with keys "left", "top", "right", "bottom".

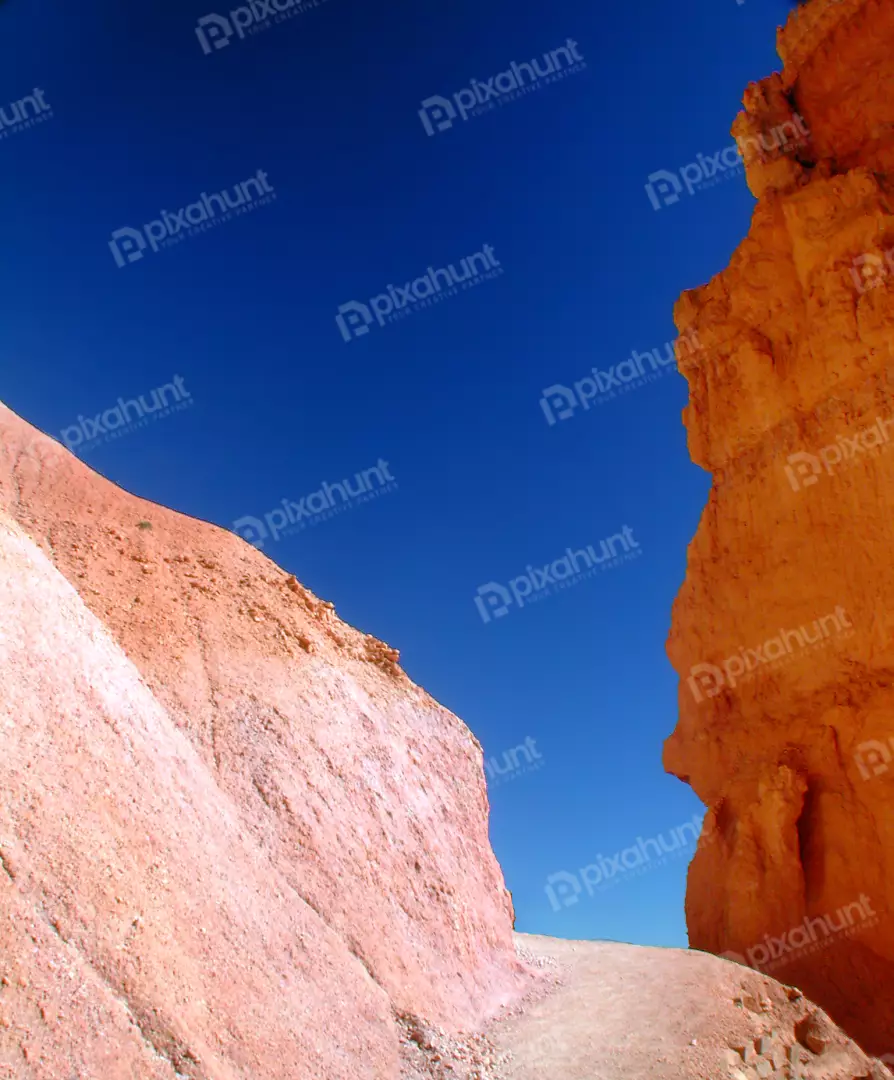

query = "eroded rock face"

[
  {"left": 0, "top": 402, "right": 529, "bottom": 1079},
  {"left": 666, "top": 0, "right": 894, "bottom": 1056}
]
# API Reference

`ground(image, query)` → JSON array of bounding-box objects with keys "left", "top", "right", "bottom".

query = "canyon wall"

[
  {"left": 666, "top": 0, "right": 894, "bottom": 1055},
  {"left": 0, "top": 401, "right": 529, "bottom": 1079}
]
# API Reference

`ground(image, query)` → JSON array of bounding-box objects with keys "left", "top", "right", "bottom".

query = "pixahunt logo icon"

[
  {"left": 109, "top": 170, "right": 275, "bottom": 268},
  {"left": 336, "top": 244, "right": 503, "bottom": 341},
  {"left": 475, "top": 527, "right": 641, "bottom": 624},
  {"left": 195, "top": 0, "right": 325, "bottom": 54},
  {"left": 854, "top": 737, "right": 894, "bottom": 781},
  {"left": 419, "top": 39, "right": 586, "bottom": 136},
  {"left": 0, "top": 87, "right": 52, "bottom": 139},
  {"left": 232, "top": 459, "right": 396, "bottom": 549},
  {"left": 850, "top": 245, "right": 894, "bottom": 294}
]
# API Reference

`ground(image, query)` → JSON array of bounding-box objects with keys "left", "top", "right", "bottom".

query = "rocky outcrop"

[
  {"left": 483, "top": 935, "right": 892, "bottom": 1080},
  {"left": 0, "top": 401, "right": 529, "bottom": 1079},
  {"left": 665, "top": 0, "right": 894, "bottom": 1056}
]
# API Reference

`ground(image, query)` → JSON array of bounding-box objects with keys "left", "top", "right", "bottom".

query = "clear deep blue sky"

[{"left": 2, "top": 0, "right": 795, "bottom": 948}]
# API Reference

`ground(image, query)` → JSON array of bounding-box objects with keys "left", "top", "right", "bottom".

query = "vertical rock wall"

[{"left": 666, "top": 0, "right": 894, "bottom": 1053}]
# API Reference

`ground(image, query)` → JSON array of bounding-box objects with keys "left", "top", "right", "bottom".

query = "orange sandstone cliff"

[{"left": 666, "top": 0, "right": 894, "bottom": 1056}]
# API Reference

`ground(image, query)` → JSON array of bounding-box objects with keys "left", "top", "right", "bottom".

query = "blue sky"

[{"left": 2, "top": 0, "right": 796, "bottom": 948}]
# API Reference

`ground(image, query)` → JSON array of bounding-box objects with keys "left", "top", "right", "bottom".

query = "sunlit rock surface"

[
  {"left": 666, "top": 0, "right": 894, "bottom": 1055},
  {"left": 0, "top": 400, "right": 529, "bottom": 1079}
]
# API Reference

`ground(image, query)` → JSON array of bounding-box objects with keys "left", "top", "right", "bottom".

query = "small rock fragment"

[{"left": 796, "top": 1014, "right": 829, "bottom": 1055}]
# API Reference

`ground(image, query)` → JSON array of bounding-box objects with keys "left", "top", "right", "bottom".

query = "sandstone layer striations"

[
  {"left": 0, "top": 400, "right": 530, "bottom": 1079},
  {"left": 666, "top": 0, "right": 894, "bottom": 1056}
]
